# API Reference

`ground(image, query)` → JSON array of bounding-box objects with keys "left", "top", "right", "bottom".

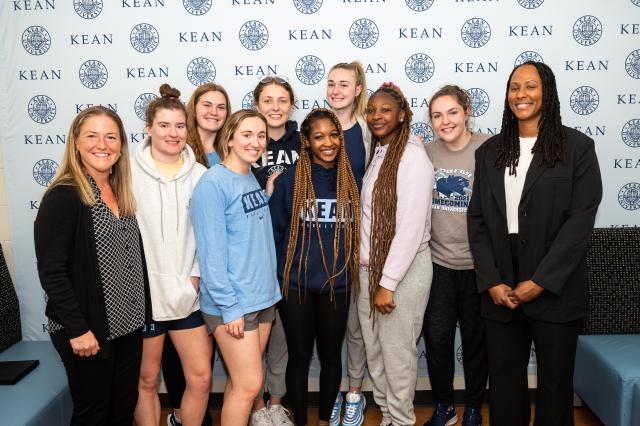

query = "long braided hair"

[
  {"left": 496, "top": 61, "right": 566, "bottom": 175},
  {"left": 282, "top": 108, "right": 361, "bottom": 303},
  {"left": 367, "top": 84, "right": 413, "bottom": 314}
]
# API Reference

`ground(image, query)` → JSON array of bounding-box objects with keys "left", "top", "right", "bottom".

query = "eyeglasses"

[{"left": 258, "top": 75, "right": 289, "bottom": 85}]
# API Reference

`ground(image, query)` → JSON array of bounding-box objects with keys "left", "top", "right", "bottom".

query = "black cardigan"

[{"left": 34, "top": 184, "right": 151, "bottom": 358}]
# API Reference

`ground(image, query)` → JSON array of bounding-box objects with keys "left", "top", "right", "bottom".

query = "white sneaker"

[
  {"left": 167, "top": 411, "right": 182, "bottom": 426},
  {"left": 380, "top": 415, "right": 393, "bottom": 426},
  {"left": 250, "top": 407, "right": 273, "bottom": 426},
  {"left": 267, "top": 403, "right": 294, "bottom": 426}
]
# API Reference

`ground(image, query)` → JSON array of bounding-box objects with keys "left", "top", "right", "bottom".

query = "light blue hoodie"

[{"left": 190, "top": 164, "right": 281, "bottom": 323}]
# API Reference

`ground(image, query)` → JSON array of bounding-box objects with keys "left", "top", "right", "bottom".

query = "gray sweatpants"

[
  {"left": 259, "top": 308, "right": 287, "bottom": 399},
  {"left": 357, "top": 247, "right": 432, "bottom": 426},
  {"left": 346, "top": 292, "right": 367, "bottom": 388}
]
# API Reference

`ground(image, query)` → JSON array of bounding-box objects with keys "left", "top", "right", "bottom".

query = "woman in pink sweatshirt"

[{"left": 357, "top": 83, "right": 435, "bottom": 426}]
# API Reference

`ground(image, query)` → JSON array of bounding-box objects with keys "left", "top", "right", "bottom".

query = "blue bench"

[
  {"left": 572, "top": 228, "right": 640, "bottom": 426},
  {"left": 0, "top": 341, "right": 72, "bottom": 426},
  {"left": 574, "top": 335, "right": 640, "bottom": 426}
]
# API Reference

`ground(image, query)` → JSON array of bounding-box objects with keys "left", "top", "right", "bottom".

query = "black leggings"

[
  {"left": 161, "top": 336, "right": 215, "bottom": 426},
  {"left": 279, "top": 290, "right": 350, "bottom": 425}
]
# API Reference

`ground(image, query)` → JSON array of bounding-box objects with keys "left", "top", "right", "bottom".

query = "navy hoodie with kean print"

[
  {"left": 269, "top": 162, "right": 362, "bottom": 294},
  {"left": 252, "top": 120, "right": 301, "bottom": 189}
]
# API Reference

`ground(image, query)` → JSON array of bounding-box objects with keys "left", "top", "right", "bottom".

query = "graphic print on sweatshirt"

[
  {"left": 432, "top": 168, "right": 473, "bottom": 213},
  {"left": 242, "top": 189, "right": 269, "bottom": 219},
  {"left": 300, "top": 199, "right": 354, "bottom": 228}
]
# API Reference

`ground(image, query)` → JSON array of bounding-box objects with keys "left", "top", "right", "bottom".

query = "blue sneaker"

[
  {"left": 461, "top": 407, "right": 482, "bottom": 426},
  {"left": 330, "top": 392, "right": 343, "bottom": 426},
  {"left": 424, "top": 403, "right": 457, "bottom": 426},
  {"left": 342, "top": 391, "right": 366, "bottom": 426}
]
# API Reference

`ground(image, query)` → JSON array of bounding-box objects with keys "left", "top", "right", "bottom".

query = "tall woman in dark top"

[
  {"left": 468, "top": 61, "right": 602, "bottom": 426},
  {"left": 34, "top": 106, "right": 150, "bottom": 425}
]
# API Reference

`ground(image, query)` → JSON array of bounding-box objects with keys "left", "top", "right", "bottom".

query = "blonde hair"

[
  {"left": 329, "top": 61, "right": 368, "bottom": 118},
  {"left": 216, "top": 109, "right": 269, "bottom": 161},
  {"left": 45, "top": 106, "right": 136, "bottom": 216},
  {"left": 186, "top": 83, "right": 232, "bottom": 167}
]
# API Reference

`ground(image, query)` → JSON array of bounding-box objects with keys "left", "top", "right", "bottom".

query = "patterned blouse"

[{"left": 48, "top": 177, "right": 146, "bottom": 340}]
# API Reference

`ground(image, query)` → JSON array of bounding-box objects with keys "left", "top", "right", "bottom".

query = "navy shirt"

[
  {"left": 343, "top": 122, "right": 366, "bottom": 183},
  {"left": 269, "top": 163, "right": 361, "bottom": 294}
]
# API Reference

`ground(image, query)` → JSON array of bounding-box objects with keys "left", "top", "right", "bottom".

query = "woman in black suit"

[{"left": 467, "top": 61, "right": 602, "bottom": 426}]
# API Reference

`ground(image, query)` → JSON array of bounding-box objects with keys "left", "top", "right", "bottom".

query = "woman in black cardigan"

[
  {"left": 467, "top": 62, "right": 602, "bottom": 426},
  {"left": 34, "top": 106, "right": 151, "bottom": 426}
]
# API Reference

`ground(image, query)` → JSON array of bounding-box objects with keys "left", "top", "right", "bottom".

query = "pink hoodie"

[{"left": 360, "top": 135, "right": 434, "bottom": 291}]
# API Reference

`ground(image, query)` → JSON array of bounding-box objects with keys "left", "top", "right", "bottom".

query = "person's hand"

[
  {"left": 511, "top": 280, "right": 544, "bottom": 304},
  {"left": 225, "top": 317, "right": 245, "bottom": 339},
  {"left": 190, "top": 276, "right": 200, "bottom": 293},
  {"left": 265, "top": 172, "right": 281, "bottom": 196},
  {"left": 69, "top": 330, "right": 100, "bottom": 357},
  {"left": 374, "top": 287, "right": 396, "bottom": 314},
  {"left": 488, "top": 284, "right": 519, "bottom": 310}
]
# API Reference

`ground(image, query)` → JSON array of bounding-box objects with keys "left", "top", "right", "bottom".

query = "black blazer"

[
  {"left": 467, "top": 126, "right": 602, "bottom": 323},
  {"left": 34, "top": 184, "right": 151, "bottom": 358}
]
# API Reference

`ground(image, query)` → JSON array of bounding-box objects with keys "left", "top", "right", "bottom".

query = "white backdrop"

[{"left": 1, "top": 0, "right": 638, "bottom": 388}]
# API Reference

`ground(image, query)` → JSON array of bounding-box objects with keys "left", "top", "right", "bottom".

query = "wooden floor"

[{"left": 160, "top": 405, "right": 603, "bottom": 425}]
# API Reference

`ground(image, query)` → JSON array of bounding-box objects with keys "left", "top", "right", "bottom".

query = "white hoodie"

[{"left": 131, "top": 140, "right": 207, "bottom": 321}]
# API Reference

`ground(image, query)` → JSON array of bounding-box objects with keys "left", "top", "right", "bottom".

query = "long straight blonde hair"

[{"left": 45, "top": 106, "right": 136, "bottom": 217}]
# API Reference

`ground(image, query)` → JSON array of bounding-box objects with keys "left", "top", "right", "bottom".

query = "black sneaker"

[
  {"left": 423, "top": 403, "right": 458, "bottom": 426},
  {"left": 461, "top": 407, "right": 482, "bottom": 426}
]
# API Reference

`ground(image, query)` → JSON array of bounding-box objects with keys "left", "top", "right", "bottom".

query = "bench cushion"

[
  {"left": 574, "top": 335, "right": 640, "bottom": 426},
  {"left": 0, "top": 341, "right": 71, "bottom": 426}
]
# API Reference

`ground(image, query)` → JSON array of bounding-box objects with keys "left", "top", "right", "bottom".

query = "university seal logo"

[
  {"left": 74, "top": 0, "right": 103, "bottom": 19},
  {"left": 130, "top": 23, "right": 159, "bottom": 53},
  {"left": 183, "top": 0, "right": 212, "bottom": 15},
  {"left": 569, "top": 86, "right": 599, "bottom": 115},
  {"left": 517, "top": 0, "right": 544, "bottom": 9},
  {"left": 461, "top": 18, "right": 491, "bottom": 48},
  {"left": 79, "top": 60, "right": 108, "bottom": 89},
  {"left": 573, "top": 15, "right": 602, "bottom": 46},
  {"left": 405, "top": 0, "right": 434, "bottom": 12},
  {"left": 621, "top": 119, "right": 640, "bottom": 148},
  {"left": 349, "top": 18, "right": 379, "bottom": 49},
  {"left": 134, "top": 93, "right": 158, "bottom": 121},
  {"left": 468, "top": 88, "right": 490, "bottom": 117},
  {"left": 456, "top": 345, "right": 464, "bottom": 365},
  {"left": 514, "top": 51, "right": 544, "bottom": 67},
  {"left": 295, "top": 55, "right": 325, "bottom": 85},
  {"left": 625, "top": 49, "right": 640, "bottom": 79},
  {"left": 410, "top": 122, "right": 434, "bottom": 144},
  {"left": 187, "top": 57, "right": 216, "bottom": 86},
  {"left": 28, "top": 95, "right": 56, "bottom": 124},
  {"left": 618, "top": 183, "right": 640, "bottom": 211},
  {"left": 239, "top": 20, "right": 269, "bottom": 51},
  {"left": 33, "top": 159, "right": 59, "bottom": 187},
  {"left": 293, "top": 0, "right": 322, "bottom": 14},
  {"left": 22, "top": 26, "right": 51, "bottom": 55},
  {"left": 242, "top": 92, "right": 255, "bottom": 109},
  {"left": 405, "top": 53, "right": 435, "bottom": 83}
]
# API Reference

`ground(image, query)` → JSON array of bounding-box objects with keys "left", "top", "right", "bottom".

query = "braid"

[
  {"left": 496, "top": 61, "right": 566, "bottom": 175},
  {"left": 367, "top": 85, "right": 413, "bottom": 315},
  {"left": 282, "top": 109, "right": 361, "bottom": 303}
]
